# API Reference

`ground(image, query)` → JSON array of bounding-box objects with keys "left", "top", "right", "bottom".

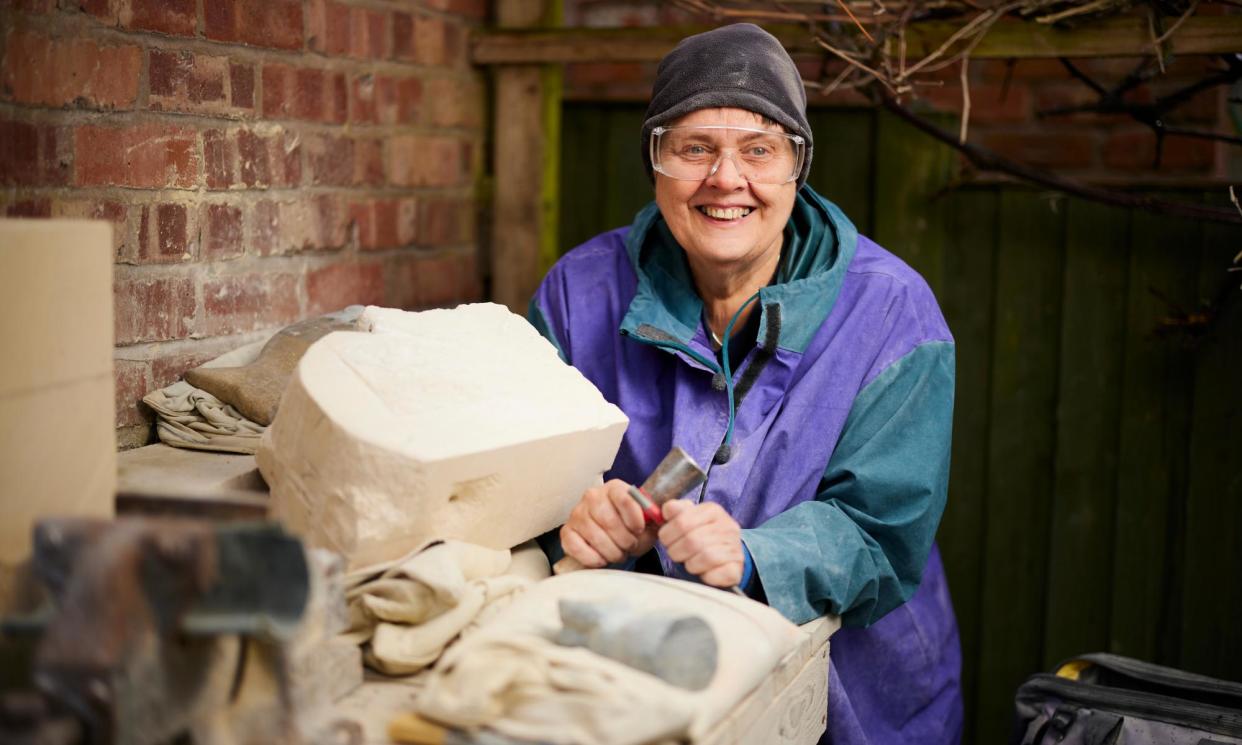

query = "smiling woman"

[{"left": 528, "top": 23, "right": 963, "bottom": 745}]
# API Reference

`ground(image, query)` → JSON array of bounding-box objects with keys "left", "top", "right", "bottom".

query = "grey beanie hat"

[{"left": 641, "top": 23, "right": 813, "bottom": 187}]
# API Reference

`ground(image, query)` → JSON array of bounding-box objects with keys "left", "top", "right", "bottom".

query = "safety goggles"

[{"left": 650, "top": 125, "right": 805, "bottom": 185}]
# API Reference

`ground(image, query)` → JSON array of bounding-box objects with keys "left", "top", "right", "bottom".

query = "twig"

[
  {"left": 1153, "top": 0, "right": 1200, "bottom": 46},
  {"left": 1033, "top": 0, "right": 1117, "bottom": 24},
  {"left": 834, "top": 0, "right": 877, "bottom": 42},
  {"left": 959, "top": 58, "right": 971, "bottom": 143},
  {"left": 1148, "top": 6, "right": 1167, "bottom": 74},
  {"left": 1232, "top": 187, "right": 1242, "bottom": 267},
  {"left": 813, "top": 36, "right": 896, "bottom": 93}
]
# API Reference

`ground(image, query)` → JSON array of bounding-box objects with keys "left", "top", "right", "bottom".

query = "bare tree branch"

[{"left": 880, "top": 94, "right": 1242, "bottom": 225}]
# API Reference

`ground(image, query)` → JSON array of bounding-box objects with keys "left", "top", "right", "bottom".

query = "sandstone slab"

[{"left": 258, "top": 303, "right": 628, "bottom": 570}]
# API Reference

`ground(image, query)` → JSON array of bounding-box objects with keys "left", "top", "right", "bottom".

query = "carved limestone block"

[{"left": 258, "top": 304, "right": 629, "bottom": 571}]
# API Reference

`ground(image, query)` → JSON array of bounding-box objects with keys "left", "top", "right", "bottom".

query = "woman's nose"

[{"left": 705, "top": 152, "right": 747, "bottom": 189}]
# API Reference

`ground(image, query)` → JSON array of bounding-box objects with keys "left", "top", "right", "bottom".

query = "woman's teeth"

[{"left": 699, "top": 206, "right": 752, "bottom": 220}]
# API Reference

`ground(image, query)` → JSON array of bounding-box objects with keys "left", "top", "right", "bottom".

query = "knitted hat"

[{"left": 641, "top": 23, "right": 813, "bottom": 187}]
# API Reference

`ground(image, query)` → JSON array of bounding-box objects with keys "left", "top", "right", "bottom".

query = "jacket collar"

[{"left": 619, "top": 185, "right": 858, "bottom": 355}]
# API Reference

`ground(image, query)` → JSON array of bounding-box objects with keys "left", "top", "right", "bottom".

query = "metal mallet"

[{"left": 554, "top": 447, "right": 712, "bottom": 573}]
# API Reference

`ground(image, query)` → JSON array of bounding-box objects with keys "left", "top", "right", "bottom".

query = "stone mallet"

[{"left": 554, "top": 447, "right": 748, "bottom": 596}]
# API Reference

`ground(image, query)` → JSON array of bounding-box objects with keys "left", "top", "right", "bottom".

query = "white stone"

[{"left": 258, "top": 303, "right": 628, "bottom": 571}]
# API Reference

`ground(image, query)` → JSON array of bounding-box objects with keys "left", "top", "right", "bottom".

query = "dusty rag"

[
  {"left": 414, "top": 570, "right": 803, "bottom": 745},
  {"left": 142, "top": 380, "right": 265, "bottom": 454},
  {"left": 342, "top": 540, "right": 550, "bottom": 676}
]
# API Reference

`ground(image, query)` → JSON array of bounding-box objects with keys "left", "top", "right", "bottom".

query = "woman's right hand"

[{"left": 560, "top": 479, "right": 657, "bottom": 567}]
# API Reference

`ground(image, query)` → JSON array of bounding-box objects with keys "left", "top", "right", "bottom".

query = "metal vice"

[{"left": 0, "top": 518, "right": 313, "bottom": 745}]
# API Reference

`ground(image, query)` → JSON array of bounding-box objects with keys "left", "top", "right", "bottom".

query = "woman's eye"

[
  {"left": 748, "top": 146, "right": 771, "bottom": 157},
  {"left": 684, "top": 144, "right": 710, "bottom": 155}
]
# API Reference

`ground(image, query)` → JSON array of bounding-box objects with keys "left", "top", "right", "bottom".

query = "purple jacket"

[{"left": 530, "top": 187, "right": 962, "bottom": 744}]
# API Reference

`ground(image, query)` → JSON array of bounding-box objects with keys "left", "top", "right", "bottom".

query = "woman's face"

[{"left": 654, "top": 107, "right": 799, "bottom": 276}]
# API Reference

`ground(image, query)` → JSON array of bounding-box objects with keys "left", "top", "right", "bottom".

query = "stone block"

[{"left": 258, "top": 303, "right": 628, "bottom": 570}]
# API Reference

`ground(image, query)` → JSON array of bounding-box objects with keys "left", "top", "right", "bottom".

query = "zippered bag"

[{"left": 1013, "top": 653, "right": 1242, "bottom": 744}]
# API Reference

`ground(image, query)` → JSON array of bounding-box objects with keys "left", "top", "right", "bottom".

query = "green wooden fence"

[{"left": 560, "top": 102, "right": 1242, "bottom": 744}]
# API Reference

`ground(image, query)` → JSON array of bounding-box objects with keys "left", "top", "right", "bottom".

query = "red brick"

[
  {"left": 423, "top": 0, "right": 487, "bottom": 21},
  {"left": 392, "top": 12, "right": 414, "bottom": 59},
  {"left": 230, "top": 63, "right": 255, "bottom": 109},
  {"left": 204, "top": 128, "right": 230, "bottom": 189},
  {"left": 80, "top": 0, "right": 118, "bottom": 24},
  {"left": 137, "top": 202, "right": 194, "bottom": 263},
  {"left": 419, "top": 197, "right": 474, "bottom": 246},
  {"left": 114, "top": 274, "right": 196, "bottom": 344},
  {"left": 4, "top": 198, "right": 52, "bottom": 217},
  {"left": 350, "top": 75, "right": 379, "bottom": 123},
  {"left": 352, "top": 75, "right": 422, "bottom": 125},
  {"left": 0, "top": 120, "right": 71, "bottom": 186},
  {"left": 409, "top": 252, "right": 480, "bottom": 308},
  {"left": 330, "top": 72, "right": 349, "bottom": 124},
  {"left": 8, "top": 0, "right": 55, "bottom": 12},
  {"left": 357, "top": 9, "right": 390, "bottom": 59},
  {"left": 977, "top": 58, "right": 1072, "bottom": 83},
  {"left": 205, "top": 0, "right": 304, "bottom": 50},
  {"left": 310, "top": 1, "right": 389, "bottom": 59},
  {"left": 203, "top": 273, "right": 300, "bottom": 336},
  {"left": 75, "top": 124, "right": 198, "bottom": 188},
  {"left": 980, "top": 131, "right": 1095, "bottom": 169},
  {"left": 413, "top": 16, "right": 448, "bottom": 66},
  {"left": 1102, "top": 130, "right": 1216, "bottom": 171},
  {"left": 425, "top": 76, "right": 482, "bottom": 128},
  {"left": 263, "top": 63, "right": 345, "bottom": 122},
  {"left": 920, "top": 82, "right": 1031, "bottom": 124},
  {"left": 567, "top": 62, "right": 649, "bottom": 89},
  {"left": 390, "top": 134, "right": 467, "bottom": 187},
  {"left": 1, "top": 30, "right": 141, "bottom": 109},
  {"left": 251, "top": 194, "right": 348, "bottom": 254},
  {"left": 351, "top": 197, "right": 416, "bottom": 250},
  {"left": 149, "top": 49, "right": 236, "bottom": 115},
  {"left": 114, "top": 359, "right": 152, "bottom": 428},
  {"left": 307, "top": 261, "right": 385, "bottom": 315},
  {"left": 151, "top": 350, "right": 218, "bottom": 390},
  {"left": 130, "top": 0, "right": 197, "bottom": 35},
  {"left": 309, "top": 0, "right": 352, "bottom": 55},
  {"left": 204, "top": 126, "right": 302, "bottom": 190},
  {"left": 303, "top": 133, "right": 383, "bottom": 186},
  {"left": 203, "top": 203, "right": 244, "bottom": 259},
  {"left": 52, "top": 198, "right": 131, "bottom": 260}
]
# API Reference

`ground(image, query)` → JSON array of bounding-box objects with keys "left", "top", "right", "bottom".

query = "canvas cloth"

[
  {"left": 413, "top": 570, "right": 803, "bottom": 745},
  {"left": 342, "top": 540, "right": 551, "bottom": 676},
  {"left": 141, "top": 338, "right": 270, "bottom": 454}
]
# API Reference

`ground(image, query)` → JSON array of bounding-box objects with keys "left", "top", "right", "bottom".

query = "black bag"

[{"left": 1013, "top": 653, "right": 1242, "bottom": 745}]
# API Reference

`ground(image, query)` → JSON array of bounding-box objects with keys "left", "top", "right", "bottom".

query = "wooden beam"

[
  {"left": 491, "top": 0, "right": 562, "bottom": 313},
  {"left": 472, "top": 16, "right": 1242, "bottom": 64}
]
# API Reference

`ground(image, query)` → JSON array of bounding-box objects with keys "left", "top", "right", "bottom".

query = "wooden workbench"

[{"left": 117, "top": 444, "right": 841, "bottom": 744}]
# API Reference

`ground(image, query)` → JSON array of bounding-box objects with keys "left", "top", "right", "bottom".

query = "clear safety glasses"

[{"left": 650, "top": 125, "right": 805, "bottom": 185}]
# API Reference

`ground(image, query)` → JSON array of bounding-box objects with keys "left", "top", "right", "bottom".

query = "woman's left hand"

[{"left": 658, "top": 499, "right": 745, "bottom": 588}]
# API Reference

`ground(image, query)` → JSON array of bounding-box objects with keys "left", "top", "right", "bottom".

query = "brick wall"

[
  {"left": 0, "top": 0, "right": 488, "bottom": 448},
  {"left": 564, "top": 1, "right": 1238, "bottom": 184}
]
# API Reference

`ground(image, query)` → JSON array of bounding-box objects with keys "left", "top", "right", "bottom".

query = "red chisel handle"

[{"left": 627, "top": 485, "right": 665, "bottom": 527}]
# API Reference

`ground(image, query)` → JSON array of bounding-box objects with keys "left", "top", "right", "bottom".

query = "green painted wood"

[
  {"left": 1042, "top": 200, "right": 1131, "bottom": 669},
  {"left": 975, "top": 190, "right": 1066, "bottom": 745},
  {"left": 1109, "top": 205, "right": 1200, "bottom": 666},
  {"left": 870, "top": 110, "right": 956, "bottom": 295},
  {"left": 1178, "top": 211, "right": 1242, "bottom": 679},
  {"left": 806, "top": 109, "right": 875, "bottom": 235},
  {"left": 559, "top": 104, "right": 607, "bottom": 251},
  {"left": 602, "top": 106, "right": 652, "bottom": 232},
  {"left": 937, "top": 187, "right": 999, "bottom": 745}
]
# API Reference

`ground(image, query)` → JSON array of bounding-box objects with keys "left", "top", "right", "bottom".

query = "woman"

[{"left": 530, "top": 23, "right": 962, "bottom": 744}]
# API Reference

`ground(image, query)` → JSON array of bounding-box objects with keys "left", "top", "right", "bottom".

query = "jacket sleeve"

[{"left": 740, "top": 340, "right": 955, "bottom": 627}]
